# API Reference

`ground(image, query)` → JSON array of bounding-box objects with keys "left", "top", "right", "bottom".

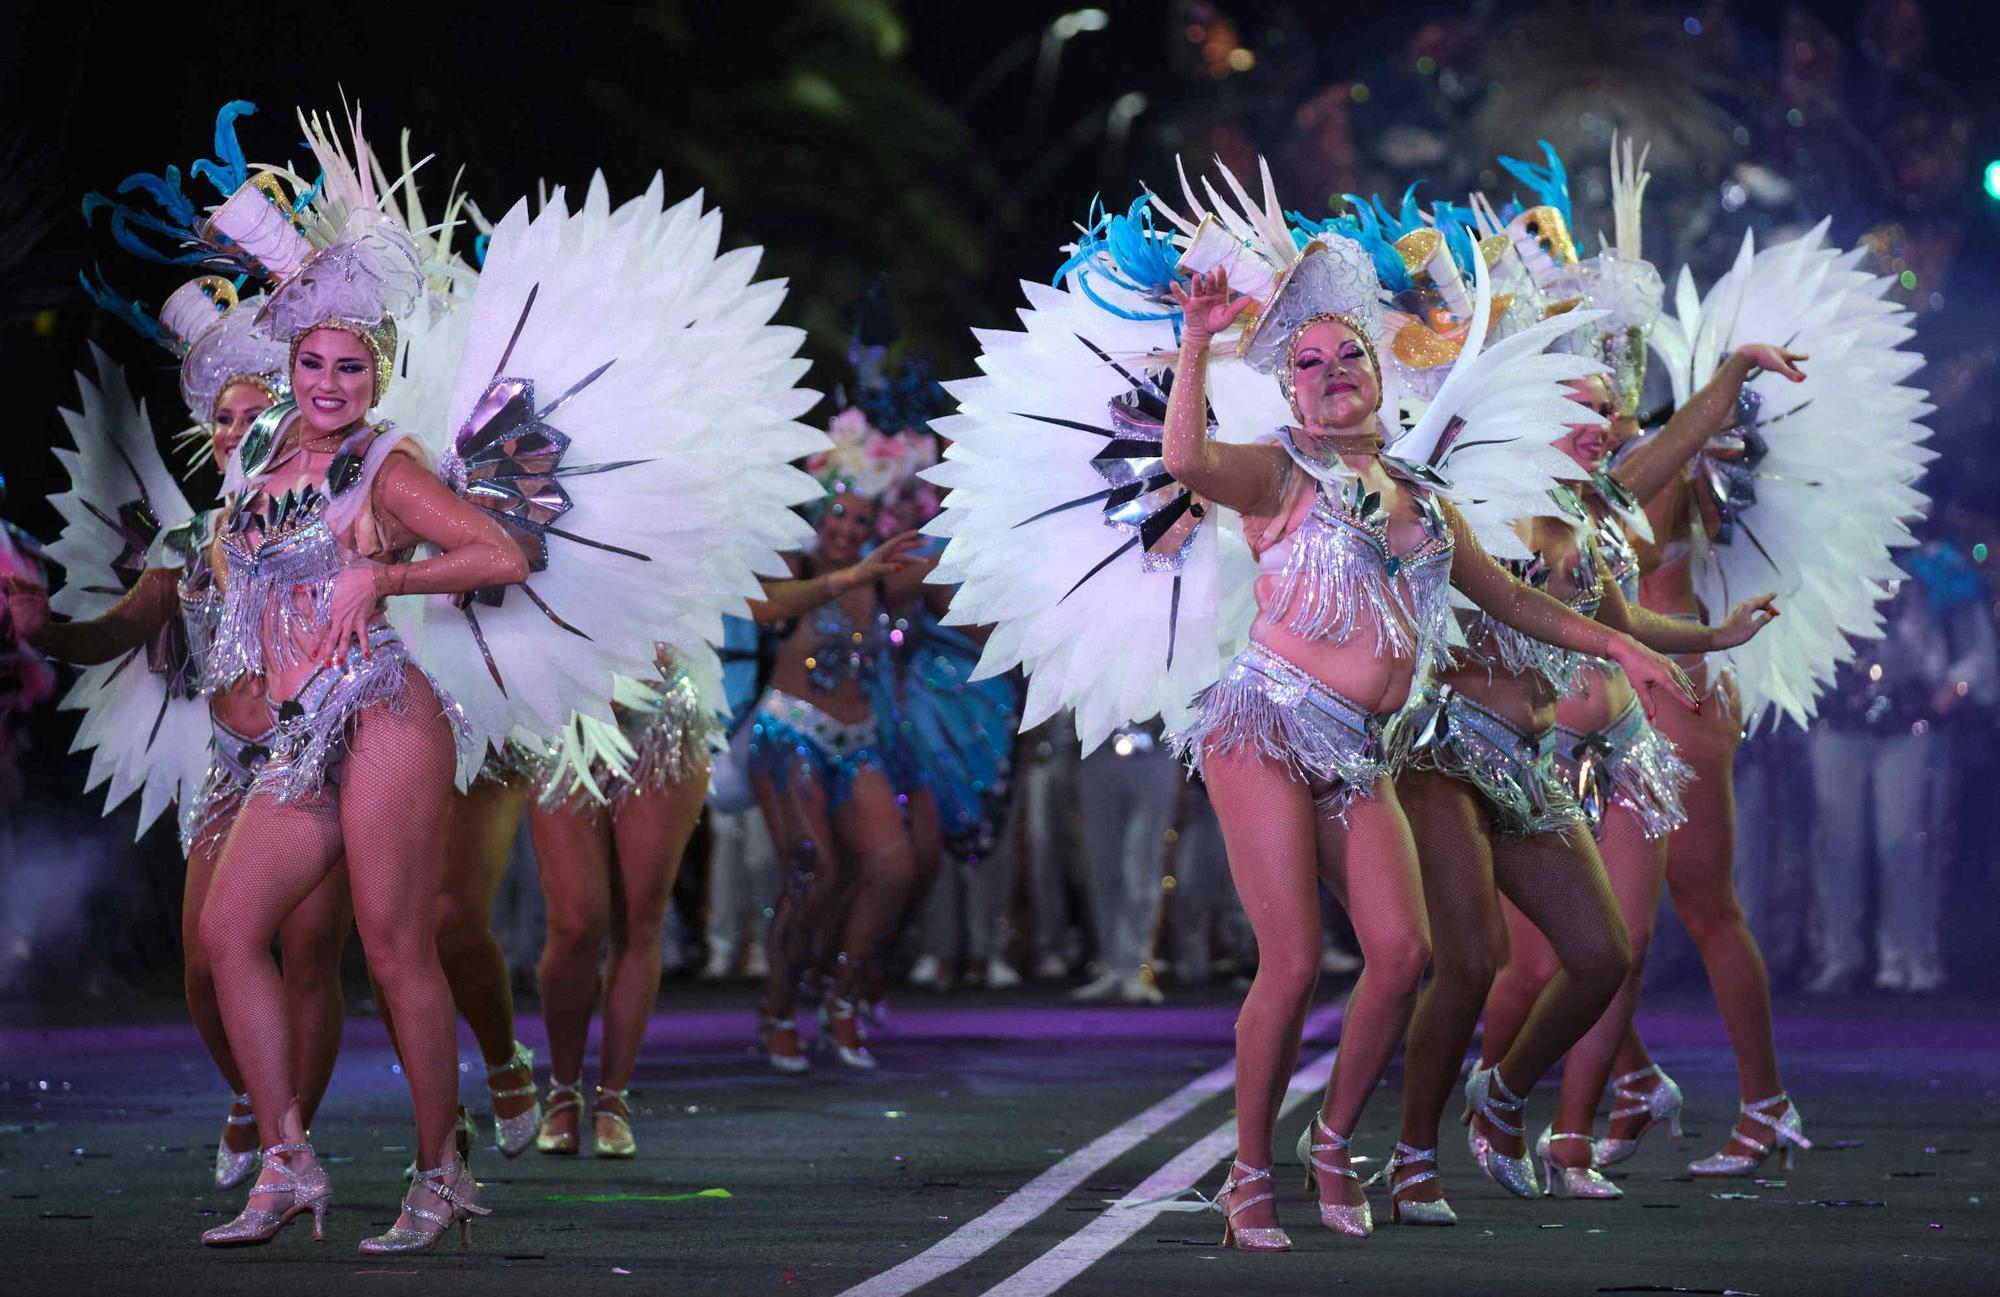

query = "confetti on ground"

[{"left": 544, "top": 1188, "right": 732, "bottom": 1204}]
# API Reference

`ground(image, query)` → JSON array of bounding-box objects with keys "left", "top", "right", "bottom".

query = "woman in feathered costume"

[
  {"left": 1477, "top": 141, "right": 1929, "bottom": 1181},
  {"left": 739, "top": 412, "right": 928, "bottom": 1073},
  {"left": 926, "top": 160, "right": 1695, "bottom": 1248},
  {"left": 524, "top": 653, "right": 716, "bottom": 1157},
  {"left": 1362, "top": 145, "right": 1785, "bottom": 1219},
  {"left": 4, "top": 103, "right": 352, "bottom": 1194}
]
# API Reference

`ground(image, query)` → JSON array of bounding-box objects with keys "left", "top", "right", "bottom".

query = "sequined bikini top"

[
  {"left": 211, "top": 425, "right": 404, "bottom": 684},
  {"left": 1464, "top": 486, "right": 1605, "bottom": 695},
  {"left": 1254, "top": 440, "right": 1456, "bottom": 658},
  {"left": 806, "top": 594, "right": 895, "bottom": 694}
]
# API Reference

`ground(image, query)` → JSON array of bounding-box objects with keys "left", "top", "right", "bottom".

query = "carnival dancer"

[
  {"left": 171, "top": 102, "right": 820, "bottom": 1251},
  {"left": 1337, "top": 145, "right": 1780, "bottom": 1217},
  {"left": 1485, "top": 142, "right": 1930, "bottom": 1181},
  {"left": 742, "top": 414, "right": 927, "bottom": 1072},
  {"left": 8, "top": 107, "right": 359, "bottom": 1189},
  {"left": 925, "top": 162, "right": 1696, "bottom": 1248}
]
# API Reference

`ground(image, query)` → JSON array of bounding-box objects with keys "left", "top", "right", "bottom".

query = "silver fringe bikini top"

[
  {"left": 1254, "top": 433, "right": 1456, "bottom": 659},
  {"left": 210, "top": 424, "right": 407, "bottom": 687},
  {"left": 1466, "top": 485, "right": 1605, "bottom": 696}
]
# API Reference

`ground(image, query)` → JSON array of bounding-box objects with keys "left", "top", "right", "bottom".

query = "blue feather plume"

[
  {"left": 1496, "top": 140, "right": 1571, "bottom": 225},
  {"left": 189, "top": 100, "right": 257, "bottom": 198},
  {"left": 80, "top": 101, "right": 268, "bottom": 278},
  {"left": 1054, "top": 194, "right": 1182, "bottom": 324},
  {"left": 78, "top": 266, "right": 169, "bottom": 350}
]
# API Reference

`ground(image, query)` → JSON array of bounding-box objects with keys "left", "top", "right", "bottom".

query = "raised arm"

[
  {"left": 7, "top": 566, "right": 179, "bottom": 665},
  {"left": 1591, "top": 546, "right": 1777, "bottom": 654},
  {"left": 745, "top": 531, "right": 925, "bottom": 625},
  {"left": 1445, "top": 504, "right": 1697, "bottom": 717},
  {"left": 1160, "top": 269, "right": 1292, "bottom": 517},
  {"left": 1611, "top": 344, "right": 1807, "bottom": 504},
  {"left": 315, "top": 454, "right": 532, "bottom": 659}
]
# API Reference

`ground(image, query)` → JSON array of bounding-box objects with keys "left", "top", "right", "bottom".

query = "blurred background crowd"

[{"left": 2, "top": 0, "right": 1996, "bottom": 1005}]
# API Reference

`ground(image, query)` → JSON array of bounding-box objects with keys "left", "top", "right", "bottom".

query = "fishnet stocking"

[{"left": 201, "top": 668, "right": 461, "bottom": 1228}]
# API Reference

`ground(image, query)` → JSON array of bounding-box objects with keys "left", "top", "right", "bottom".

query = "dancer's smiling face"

[
  {"left": 292, "top": 328, "right": 375, "bottom": 436},
  {"left": 815, "top": 495, "right": 876, "bottom": 566},
  {"left": 1555, "top": 374, "right": 1614, "bottom": 470},
  {"left": 1289, "top": 319, "right": 1380, "bottom": 430},
  {"left": 210, "top": 381, "right": 274, "bottom": 470}
]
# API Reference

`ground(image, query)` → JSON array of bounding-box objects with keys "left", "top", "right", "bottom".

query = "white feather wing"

[
  {"left": 385, "top": 175, "right": 823, "bottom": 781},
  {"left": 44, "top": 348, "right": 212, "bottom": 837},
  {"left": 1656, "top": 223, "right": 1931, "bottom": 730}
]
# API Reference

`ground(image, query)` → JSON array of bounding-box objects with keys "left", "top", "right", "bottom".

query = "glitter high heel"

[
  {"left": 486, "top": 1041, "right": 542, "bottom": 1158},
  {"left": 1689, "top": 1092, "right": 1812, "bottom": 1177},
  {"left": 214, "top": 1092, "right": 259, "bottom": 1190},
  {"left": 535, "top": 1081, "right": 582, "bottom": 1154},
  {"left": 1463, "top": 1064, "right": 1541, "bottom": 1199},
  {"left": 1536, "top": 1127, "right": 1622, "bottom": 1198},
  {"left": 358, "top": 1155, "right": 490, "bottom": 1255},
  {"left": 1368, "top": 1143, "right": 1456, "bottom": 1225},
  {"left": 201, "top": 1141, "right": 331, "bottom": 1246},
  {"left": 1293, "top": 1114, "right": 1372, "bottom": 1236},
  {"left": 593, "top": 1086, "right": 636, "bottom": 1158},
  {"left": 820, "top": 996, "right": 877, "bottom": 1069},
  {"left": 1208, "top": 1161, "right": 1291, "bottom": 1251},
  {"left": 760, "top": 1014, "right": 810, "bottom": 1074},
  {"left": 1594, "top": 1064, "right": 1684, "bottom": 1167}
]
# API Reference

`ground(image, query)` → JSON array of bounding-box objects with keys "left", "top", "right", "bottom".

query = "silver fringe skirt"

[
  {"left": 1385, "top": 678, "right": 1582, "bottom": 837},
  {"left": 1172, "top": 641, "right": 1393, "bottom": 820},
  {"left": 253, "top": 624, "right": 468, "bottom": 803},
  {"left": 1552, "top": 696, "right": 1695, "bottom": 840},
  {"left": 179, "top": 713, "right": 273, "bottom": 857}
]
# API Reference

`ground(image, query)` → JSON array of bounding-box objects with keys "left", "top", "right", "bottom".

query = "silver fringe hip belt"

[
  {"left": 179, "top": 712, "right": 274, "bottom": 857},
  {"left": 1553, "top": 696, "right": 1695, "bottom": 840},
  {"left": 1385, "top": 678, "right": 1582, "bottom": 837},
  {"left": 1172, "top": 641, "right": 1393, "bottom": 821},
  {"left": 253, "top": 624, "right": 468, "bottom": 804},
  {"left": 747, "top": 687, "right": 885, "bottom": 814},
  {"left": 539, "top": 665, "right": 719, "bottom": 815}
]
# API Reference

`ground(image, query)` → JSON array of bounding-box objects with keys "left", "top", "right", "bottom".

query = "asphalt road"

[{"left": 2, "top": 983, "right": 1995, "bottom": 1296}]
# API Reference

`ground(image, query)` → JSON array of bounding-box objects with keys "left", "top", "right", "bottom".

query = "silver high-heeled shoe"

[
  {"left": 1293, "top": 1114, "right": 1372, "bottom": 1236},
  {"left": 759, "top": 1015, "right": 810, "bottom": 1074},
  {"left": 820, "top": 996, "right": 877, "bottom": 1070},
  {"left": 1536, "top": 1127, "right": 1622, "bottom": 1198},
  {"left": 1463, "top": 1064, "right": 1541, "bottom": 1198},
  {"left": 1594, "top": 1064, "right": 1684, "bottom": 1167},
  {"left": 358, "top": 1154, "right": 491, "bottom": 1255},
  {"left": 201, "top": 1141, "right": 331, "bottom": 1246},
  {"left": 1207, "top": 1161, "right": 1291, "bottom": 1251},
  {"left": 486, "top": 1041, "right": 542, "bottom": 1158},
  {"left": 214, "top": 1092, "right": 259, "bottom": 1190},
  {"left": 1367, "top": 1142, "right": 1456, "bottom": 1225},
  {"left": 1689, "top": 1092, "right": 1812, "bottom": 1177},
  {"left": 535, "top": 1081, "right": 582, "bottom": 1154}
]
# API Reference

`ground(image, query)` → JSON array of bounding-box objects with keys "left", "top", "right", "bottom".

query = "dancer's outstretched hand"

[
  {"left": 1170, "top": 269, "right": 1257, "bottom": 347},
  {"left": 842, "top": 531, "right": 927, "bottom": 591},
  {"left": 1713, "top": 593, "right": 1780, "bottom": 649},
  {"left": 1736, "top": 344, "right": 1808, "bottom": 383},
  {"left": 1611, "top": 635, "right": 1701, "bottom": 720}
]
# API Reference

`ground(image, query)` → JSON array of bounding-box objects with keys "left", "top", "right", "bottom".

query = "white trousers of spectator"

[
  {"left": 1075, "top": 740, "right": 1179, "bottom": 979},
  {"left": 1807, "top": 726, "right": 1944, "bottom": 984},
  {"left": 706, "top": 806, "right": 780, "bottom": 967}
]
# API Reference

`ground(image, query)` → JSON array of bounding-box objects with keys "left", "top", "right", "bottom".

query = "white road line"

[
  {"left": 835, "top": 1004, "right": 1340, "bottom": 1297},
  {"left": 978, "top": 1045, "right": 1340, "bottom": 1297}
]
